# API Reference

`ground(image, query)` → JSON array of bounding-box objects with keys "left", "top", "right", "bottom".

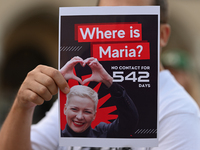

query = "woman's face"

[{"left": 64, "top": 95, "right": 96, "bottom": 133}]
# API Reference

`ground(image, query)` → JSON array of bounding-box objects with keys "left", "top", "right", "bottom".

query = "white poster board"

[{"left": 58, "top": 6, "right": 160, "bottom": 148}]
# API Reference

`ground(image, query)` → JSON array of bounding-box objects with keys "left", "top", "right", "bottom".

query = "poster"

[{"left": 59, "top": 6, "right": 160, "bottom": 147}]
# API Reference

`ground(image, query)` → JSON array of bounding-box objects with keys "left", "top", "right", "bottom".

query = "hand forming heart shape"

[{"left": 60, "top": 56, "right": 113, "bottom": 88}]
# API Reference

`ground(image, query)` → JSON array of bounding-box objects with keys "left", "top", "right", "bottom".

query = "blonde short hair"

[{"left": 66, "top": 85, "right": 98, "bottom": 112}]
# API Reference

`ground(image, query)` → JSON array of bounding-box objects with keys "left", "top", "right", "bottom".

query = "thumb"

[
  {"left": 60, "top": 81, "right": 70, "bottom": 94},
  {"left": 82, "top": 77, "right": 93, "bottom": 85},
  {"left": 72, "top": 76, "right": 83, "bottom": 85}
]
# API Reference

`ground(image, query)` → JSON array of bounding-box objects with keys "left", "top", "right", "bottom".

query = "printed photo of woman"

[{"left": 60, "top": 56, "right": 139, "bottom": 138}]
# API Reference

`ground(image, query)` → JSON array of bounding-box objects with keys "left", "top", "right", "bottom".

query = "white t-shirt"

[{"left": 31, "top": 70, "right": 200, "bottom": 150}]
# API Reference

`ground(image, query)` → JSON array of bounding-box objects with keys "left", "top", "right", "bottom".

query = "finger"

[
  {"left": 60, "top": 59, "right": 83, "bottom": 73},
  {"left": 70, "top": 59, "right": 84, "bottom": 64},
  {"left": 88, "top": 59, "right": 99, "bottom": 66},
  {"left": 70, "top": 56, "right": 84, "bottom": 65},
  {"left": 37, "top": 65, "right": 70, "bottom": 94},
  {"left": 83, "top": 57, "right": 95, "bottom": 66},
  {"left": 82, "top": 76, "right": 94, "bottom": 85},
  {"left": 21, "top": 89, "right": 45, "bottom": 106},
  {"left": 17, "top": 82, "right": 45, "bottom": 107},
  {"left": 71, "top": 56, "right": 83, "bottom": 61},
  {"left": 68, "top": 59, "right": 84, "bottom": 68},
  {"left": 33, "top": 72, "right": 58, "bottom": 96},
  {"left": 72, "top": 76, "right": 83, "bottom": 85},
  {"left": 84, "top": 57, "right": 99, "bottom": 67},
  {"left": 28, "top": 78, "right": 53, "bottom": 101}
]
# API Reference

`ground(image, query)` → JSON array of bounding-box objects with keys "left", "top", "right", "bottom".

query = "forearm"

[
  {"left": 0, "top": 99, "right": 35, "bottom": 150},
  {"left": 102, "top": 75, "right": 113, "bottom": 88}
]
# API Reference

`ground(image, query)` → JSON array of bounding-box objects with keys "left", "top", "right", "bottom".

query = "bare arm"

[{"left": 0, "top": 65, "right": 69, "bottom": 150}]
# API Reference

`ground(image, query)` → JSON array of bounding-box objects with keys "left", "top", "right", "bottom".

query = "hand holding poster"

[{"left": 59, "top": 6, "right": 160, "bottom": 147}]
